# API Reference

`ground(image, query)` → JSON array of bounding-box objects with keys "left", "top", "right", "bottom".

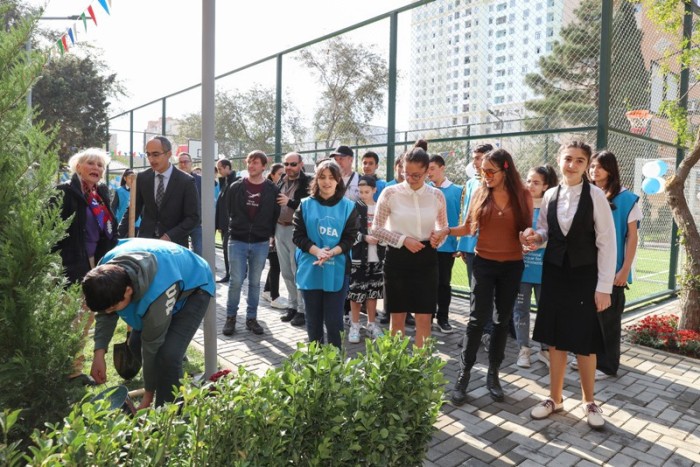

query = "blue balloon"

[
  {"left": 642, "top": 177, "right": 661, "bottom": 195},
  {"left": 656, "top": 160, "right": 668, "bottom": 177}
]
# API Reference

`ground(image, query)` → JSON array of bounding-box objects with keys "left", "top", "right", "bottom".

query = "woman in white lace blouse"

[{"left": 372, "top": 146, "right": 448, "bottom": 348}]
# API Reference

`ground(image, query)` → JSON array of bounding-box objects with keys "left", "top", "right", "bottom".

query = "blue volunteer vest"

[
  {"left": 437, "top": 183, "right": 464, "bottom": 253},
  {"left": 295, "top": 197, "right": 354, "bottom": 292},
  {"left": 457, "top": 177, "right": 481, "bottom": 253},
  {"left": 611, "top": 190, "right": 640, "bottom": 284},
  {"left": 521, "top": 207, "right": 544, "bottom": 285},
  {"left": 100, "top": 238, "right": 215, "bottom": 330},
  {"left": 114, "top": 186, "right": 141, "bottom": 228}
]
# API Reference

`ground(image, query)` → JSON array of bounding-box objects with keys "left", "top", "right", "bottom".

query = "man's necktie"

[{"left": 156, "top": 174, "right": 165, "bottom": 208}]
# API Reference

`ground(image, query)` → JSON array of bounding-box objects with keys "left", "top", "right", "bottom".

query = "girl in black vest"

[{"left": 521, "top": 141, "right": 616, "bottom": 429}]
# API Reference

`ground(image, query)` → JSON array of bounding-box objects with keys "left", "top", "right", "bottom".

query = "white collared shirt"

[
  {"left": 154, "top": 164, "right": 174, "bottom": 199},
  {"left": 373, "top": 181, "right": 448, "bottom": 248},
  {"left": 535, "top": 181, "right": 617, "bottom": 293}
]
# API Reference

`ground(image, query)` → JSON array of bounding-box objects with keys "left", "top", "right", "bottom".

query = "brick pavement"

[{"left": 192, "top": 251, "right": 700, "bottom": 466}]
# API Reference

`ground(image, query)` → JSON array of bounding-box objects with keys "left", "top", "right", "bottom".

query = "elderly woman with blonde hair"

[{"left": 55, "top": 148, "right": 118, "bottom": 384}]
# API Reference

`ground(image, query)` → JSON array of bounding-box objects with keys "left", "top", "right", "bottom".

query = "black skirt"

[
  {"left": 533, "top": 260, "right": 604, "bottom": 356},
  {"left": 383, "top": 242, "right": 438, "bottom": 314}
]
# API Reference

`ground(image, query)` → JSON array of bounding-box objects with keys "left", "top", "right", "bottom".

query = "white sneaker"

[
  {"left": 517, "top": 347, "right": 531, "bottom": 368},
  {"left": 367, "top": 322, "right": 384, "bottom": 339},
  {"left": 582, "top": 402, "right": 605, "bottom": 429},
  {"left": 269, "top": 297, "right": 287, "bottom": 310},
  {"left": 569, "top": 357, "right": 579, "bottom": 370},
  {"left": 348, "top": 322, "right": 361, "bottom": 343},
  {"left": 531, "top": 397, "right": 564, "bottom": 420},
  {"left": 538, "top": 349, "right": 550, "bottom": 368},
  {"left": 595, "top": 370, "right": 611, "bottom": 381},
  {"left": 261, "top": 291, "right": 272, "bottom": 302}
]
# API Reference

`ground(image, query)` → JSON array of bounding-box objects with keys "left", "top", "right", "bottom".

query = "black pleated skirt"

[
  {"left": 532, "top": 260, "right": 604, "bottom": 356},
  {"left": 383, "top": 242, "right": 438, "bottom": 314}
]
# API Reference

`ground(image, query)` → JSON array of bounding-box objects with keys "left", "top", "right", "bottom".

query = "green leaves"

[{"left": 15, "top": 335, "right": 446, "bottom": 466}]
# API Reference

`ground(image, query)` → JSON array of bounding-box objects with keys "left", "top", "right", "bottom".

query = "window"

[
  {"left": 463, "top": 104, "right": 470, "bottom": 112},
  {"left": 496, "top": 56, "right": 506, "bottom": 64},
  {"left": 495, "top": 83, "right": 505, "bottom": 90},
  {"left": 496, "top": 29, "right": 507, "bottom": 38},
  {"left": 497, "top": 2, "right": 507, "bottom": 11},
  {"left": 496, "top": 43, "right": 506, "bottom": 51},
  {"left": 495, "top": 96, "right": 505, "bottom": 103},
  {"left": 496, "top": 69, "right": 506, "bottom": 77},
  {"left": 496, "top": 15, "right": 507, "bottom": 24}
]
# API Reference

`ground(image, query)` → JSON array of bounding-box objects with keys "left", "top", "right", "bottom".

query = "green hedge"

[{"left": 4, "top": 335, "right": 445, "bottom": 466}]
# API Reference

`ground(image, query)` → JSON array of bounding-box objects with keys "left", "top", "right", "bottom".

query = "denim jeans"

[
  {"left": 129, "top": 292, "right": 210, "bottom": 406},
  {"left": 226, "top": 240, "right": 269, "bottom": 320},
  {"left": 513, "top": 282, "right": 541, "bottom": 348},
  {"left": 301, "top": 275, "right": 350, "bottom": 349},
  {"left": 189, "top": 225, "right": 203, "bottom": 256},
  {"left": 460, "top": 256, "right": 523, "bottom": 370}
]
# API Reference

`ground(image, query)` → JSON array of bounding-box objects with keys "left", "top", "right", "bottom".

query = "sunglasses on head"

[{"left": 284, "top": 162, "right": 299, "bottom": 167}]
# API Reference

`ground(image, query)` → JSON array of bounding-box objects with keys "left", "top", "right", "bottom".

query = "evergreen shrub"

[{"left": 13, "top": 336, "right": 446, "bottom": 466}]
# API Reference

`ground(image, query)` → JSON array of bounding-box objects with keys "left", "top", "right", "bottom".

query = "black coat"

[
  {"left": 117, "top": 166, "right": 200, "bottom": 247},
  {"left": 226, "top": 178, "right": 280, "bottom": 243},
  {"left": 276, "top": 171, "right": 311, "bottom": 212},
  {"left": 55, "top": 173, "right": 118, "bottom": 284},
  {"left": 215, "top": 172, "right": 238, "bottom": 231},
  {"left": 351, "top": 201, "right": 386, "bottom": 266}
]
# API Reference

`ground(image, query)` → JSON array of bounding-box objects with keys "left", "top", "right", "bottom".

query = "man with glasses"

[
  {"left": 177, "top": 152, "right": 203, "bottom": 255},
  {"left": 118, "top": 136, "right": 200, "bottom": 247},
  {"left": 275, "top": 152, "right": 311, "bottom": 326}
]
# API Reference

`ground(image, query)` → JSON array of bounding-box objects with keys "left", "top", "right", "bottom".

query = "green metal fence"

[{"left": 106, "top": 0, "right": 697, "bottom": 308}]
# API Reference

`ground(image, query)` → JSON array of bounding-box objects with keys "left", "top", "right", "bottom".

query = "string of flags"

[{"left": 56, "top": 0, "right": 112, "bottom": 55}]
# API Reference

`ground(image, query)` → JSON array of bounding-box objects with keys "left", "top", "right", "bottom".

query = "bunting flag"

[
  {"left": 67, "top": 27, "right": 75, "bottom": 45},
  {"left": 61, "top": 35, "right": 69, "bottom": 53},
  {"left": 97, "top": 0, "right": 110, "bottom": 15},
  {"left": 87, "top": 5, "right": 97, "bottom": 25},
  {"left": 80, "top": 12, "right": 88, "bottom": 31},
  {"left": 57, "top": 38, "right": 64, "bottom": 55},
  {"left": 107, "top": 0, "right": 112, "bottom": 7}
]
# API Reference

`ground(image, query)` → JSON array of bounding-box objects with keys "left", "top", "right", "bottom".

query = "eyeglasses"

[
  {"left": 146, "top": 152, "right": 168, "bottom": 158},
  {"left": 404, "top": 171, "right": 426, "bottom": 180},
  {"left": 283, "top": 162, "right": 299, "bottom": 167},
  {"left": 481, "top": 169, "right": 503, "bottom": 178}
]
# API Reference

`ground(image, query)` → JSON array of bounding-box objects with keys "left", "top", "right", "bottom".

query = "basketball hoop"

[{"left": 626, "top": 110, "right": 652, "bottom": 135}]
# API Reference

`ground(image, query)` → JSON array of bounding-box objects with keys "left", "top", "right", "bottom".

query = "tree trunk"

[{"left": 665, "top": 127, "right": 700, "bottom": 331}]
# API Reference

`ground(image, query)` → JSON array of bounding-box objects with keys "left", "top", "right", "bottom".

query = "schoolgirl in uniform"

[
  {"left": 513, "top": 165, "right": 558, "bottom": 368},
  {"left": 589, "top": 150, "right": 641, "bottom": 379},
  {"left": 522, "top": 141, "right": 616, "bottom": 429}
]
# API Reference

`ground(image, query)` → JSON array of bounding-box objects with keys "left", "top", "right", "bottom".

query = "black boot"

[
  {"left": 450, "top": 369, "right": 471, "bottom": 406},
  {"left": 486, "top": 366, "right": 504, "bottom": 402}
]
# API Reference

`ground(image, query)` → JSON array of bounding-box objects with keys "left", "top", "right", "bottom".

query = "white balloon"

[
  {"left": 642, "top": 160, "right": 661, "bottom": 178},
  {"left": 466, "top": 162, "right": 477, "bottom": 179}
]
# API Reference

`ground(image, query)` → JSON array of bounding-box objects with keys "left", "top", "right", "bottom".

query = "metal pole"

[
  {"left": 275, "top": 54, "right": 283, "bottom": 162},
  {"left": 668, "top": 1, "right": 693, "bottom": 291},
  {"left": 161, "top": 98, "right": 167, "bottom": 137},
  {"left": 129, "top": 111, "right": 134, "bottom": 169},
  {"left": 386, "top": 12, "right": 398, "bottom": 182},
  {"left": 202, "top": 0, "right": 217, "bottom": 378},
  {"left": 596, "top": 0, "right": 614, "bottom": 150}
]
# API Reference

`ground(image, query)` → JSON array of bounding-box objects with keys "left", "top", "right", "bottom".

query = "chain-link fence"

[{"left": 106, "top": 0, "right": 696, "bottom": 308}]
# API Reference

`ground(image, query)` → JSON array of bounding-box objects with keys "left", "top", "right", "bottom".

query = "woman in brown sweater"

[{"left": 433, "top": 148, "right": 532, "bottom": 405}]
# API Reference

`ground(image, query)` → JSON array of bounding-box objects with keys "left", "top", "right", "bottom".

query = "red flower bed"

[{"left": 626, "top": 314, "right": 700, "bottom": 359}]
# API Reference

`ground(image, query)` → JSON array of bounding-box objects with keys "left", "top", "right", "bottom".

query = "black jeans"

[
  {"left": 596, "top": 285, "right": 626, "bottom": 376},
  {"left": 460, "top": 256, "right": 523, "bottom": 371},
  {"left": 263, "top": 250, "right": 281, "bottom": 299},
  {"left": 436, "top": 252, "right": 456, "bottom": 322}
]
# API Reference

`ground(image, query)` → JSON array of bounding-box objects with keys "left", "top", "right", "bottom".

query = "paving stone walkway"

[{"left": 192, "top": 252, "right": 700, "bottom": 466}]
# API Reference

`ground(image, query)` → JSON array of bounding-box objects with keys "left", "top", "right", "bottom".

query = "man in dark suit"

[{"left": 118, "top": 136, "right": 199, "bottom": 247}]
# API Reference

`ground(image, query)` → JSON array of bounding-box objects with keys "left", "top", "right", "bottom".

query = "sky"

[{"left": 34, "top": 0, "right": 420, "bottom": 151}]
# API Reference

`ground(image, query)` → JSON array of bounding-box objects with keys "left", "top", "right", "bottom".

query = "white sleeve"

[
  {"left": 535, "top": 187, "right": 555, "bottom": 243},
  {"left": 591, "top": 187, "right": 617, "bottom": 293},
  {"left": 627, "top": 202, "right": 643, "bottom": 224}
]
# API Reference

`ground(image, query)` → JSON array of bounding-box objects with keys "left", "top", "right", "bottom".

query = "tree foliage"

[
  {"left": 524, "top": 0, "right": 648, "bottom": 130},
  {"left": 178, "top": 86, "right": 304, "bottom": 158},
  {"left": 0, "top": 6, "right": 86, "bottom": 442},
  {"left": 642, "top": 0, "right": 700, "bottom": 332},
  {"left": 296, "top": 37, "right": 389, "bottom": 149},
  {"left": 32, "top": 54, "right": 122, "bottom": 162}
]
